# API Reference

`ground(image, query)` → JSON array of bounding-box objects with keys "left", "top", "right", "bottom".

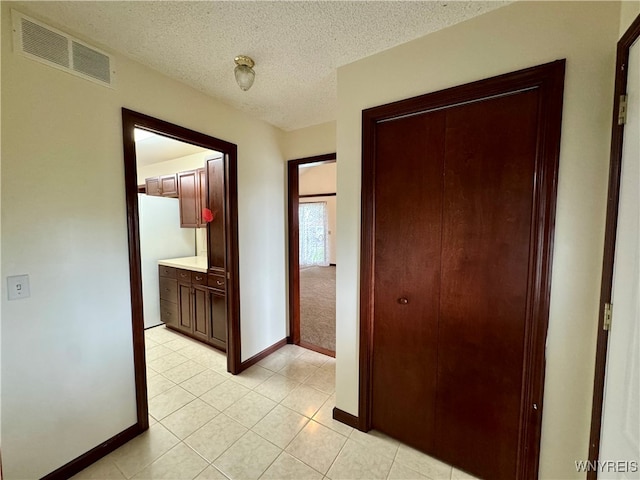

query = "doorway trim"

[
  {"left": 287, "top": 153, "right": 336, "bottom": 352},
  {"left": 358, "top": 60, "right": 565, "bottom": 479},
  {"left": 588, "top": 15, "right": 640, "bottom": 478},
  {"left": 121, "top": 108, "right": 242, "bottom": 431}
]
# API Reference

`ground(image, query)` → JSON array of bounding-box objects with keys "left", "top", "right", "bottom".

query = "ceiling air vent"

[{"left": 12, "top": 10, "right": 114, "bottom": 88}]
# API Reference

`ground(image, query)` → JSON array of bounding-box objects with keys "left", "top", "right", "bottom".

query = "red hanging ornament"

[{"left": 202, "top": 208, "right": 215, "bottom": 223}]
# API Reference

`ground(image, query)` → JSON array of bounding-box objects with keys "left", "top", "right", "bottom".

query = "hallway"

[{"left": 73, "top": 326, "right": 471, "bottom": 479}]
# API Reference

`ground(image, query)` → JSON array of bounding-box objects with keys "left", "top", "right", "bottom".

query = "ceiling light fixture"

[{"left": 234, "top": 55, "right": 255, "bottom": 91}]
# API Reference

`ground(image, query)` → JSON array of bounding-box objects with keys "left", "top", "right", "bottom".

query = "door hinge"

[
  {"left": 618, "top": 94, "right": 628, "bottom": 125},
  {"left": 603, "top": 302, "right": 613, "bottom": 331}
]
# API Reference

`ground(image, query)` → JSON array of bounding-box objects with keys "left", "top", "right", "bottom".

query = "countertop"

[{"left": 158, "top": 256, "right": 208, "bottom": 273}]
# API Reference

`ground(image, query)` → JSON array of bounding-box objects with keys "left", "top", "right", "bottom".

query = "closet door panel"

[
  {"left": 371, "top": 110, "right": 446, "bottom": 452},
  {"left": 436, "top": 90, "right": 540, "bottom": 478}
]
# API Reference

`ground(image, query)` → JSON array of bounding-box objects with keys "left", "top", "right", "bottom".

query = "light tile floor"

[{"left": 74, "top": 326, "right": 476, "bottom": 480}]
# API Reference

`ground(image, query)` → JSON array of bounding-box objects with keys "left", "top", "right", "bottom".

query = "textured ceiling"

[{"left": 14, "top": 1, "right": 510, "bottom": 131}]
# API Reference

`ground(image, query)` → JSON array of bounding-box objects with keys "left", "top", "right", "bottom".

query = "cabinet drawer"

[
  {"left": 160, "top": 299, "right": 178, "bottom": 326},
  {"left": 159, "top": 277, "right": 178, "bottom": 302},
  {"left": 159, "top": 265, "right": 176, "bottom": 279},
  {"left": 177, "top": 269, "right": 192, "bottom": 283},
  {"left": 192, "top": 271, "right": 207, "bottom": 286},
  {"left": 208, "top": 273, "right": 226, "bottom": 291}
]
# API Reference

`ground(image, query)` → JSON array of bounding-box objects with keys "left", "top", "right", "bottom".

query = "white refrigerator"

[{"left": 139, "top": 194, "right": 195, "bottom": 328}]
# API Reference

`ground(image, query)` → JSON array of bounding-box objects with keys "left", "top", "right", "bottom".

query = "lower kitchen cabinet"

[
  {"left": 158, "top": 265, "right": 227, "bottom": 351},
  {"left": 193, "top": 285, "right": 209, "bottom": 341}
]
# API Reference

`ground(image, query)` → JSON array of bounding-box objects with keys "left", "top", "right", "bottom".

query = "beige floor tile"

[
  {"left": 229, "top": 364, "right": 274, "bottom": 389},
  {"left": 185, "top": 413, "right": 247, "bottom": 462},
  {"left": 298, "top": 350, "right": 331, "bottom": 367},
  {"left": 146, "top": 327, "right": 180, "bottom": 344},
  {"left": 110, "top": 423, "right": 180, "bottom": 478},
  {"left": 146, "top": 345, "right": 173, "bottom": 362},
  {"left": 71, "top": 456, "right": 125, "bottom": 479},
  {"left": 277, "top": 344, "right": 307, "bottom": 359},
  {"left": 285, "top": 420, "right": 347, "bottom": 474},
  {"left": 148, "top": 415, "right": 158, "bottom": 427},
  {"left": 190, "top": 348, "right": 228, "bottom": 371},
  {"left": 349, "top": 429, "right": 399, "bottom": 460},
  {"left": 131, "top": 443, "right": 208, "bottom": 479},
  {"left": 200, "top": 379, "right": 250, "bottom": 411},
  {"left": 161, "top": 398, "right": 219, "bottom": 439},
  {"left": 278, "top": 358, "right": 319, "bottom": 382},
  {"left": 312, "top": 397, "right": 353, "bottom": 437},
  {"left": 252, "top": 404, "right": 309, "bottom": 448},
  {"left": 162, "top": 360, "right": 207, "bottom": 384},
  {"left": 260, "top": 452, "right": 323, "bottom": 480},
  {"left": 451, "top": 467, "right": 480, "bottom": 479},
  {"left": 303, "top": 368, "right": 335, "bottom": 394},
  {"left": 281, "top": 384, "right": 330, "bottom": 418},
  {"left": 387, "top": 462, "right": 429, "bottom": 480},
  {"left": 223, "top": 391, "right": 277, "bottom": 428},
  {"left": 254, "top": 374, "right": 300, "bottom": 402},
  {"left": 194, "top": 466, "right": 230, "bottom": 480},
  {"left": 257, "top": 352, "right": 291, "bottom": 372},
  {"left": 213, "top": 431, "right": 281, "bottom": 480},
  {"left": 326, "top": 439, "right": 393, "bottom": 480},
  {"left": 147, "top": 374, "right": 176, "bottom": 399},
  {"left": 145, "top": 338, "right": 160, "bottom": 351},
  {"left": 148, "top": 351, "right": 189, "bottom": 373},
  {"left": 162, "top": 337, "right": 193, "bottom": 352},
  {"left": 395, "top": 445, "right": 452, "bottom": 480},
  {"left": 148, "top": 385, "right": 196, "bottom": 420},
  {"left": 180, "top": 369, "right": 228, "bottom": 397}
]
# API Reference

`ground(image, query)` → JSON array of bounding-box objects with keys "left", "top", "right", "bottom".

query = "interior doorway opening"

[
  {"left": 122, "top": 109, "right": 242, "bottom": 432},
  {"left": 288, "top": 154, "right": 337, "bottom": 356}
]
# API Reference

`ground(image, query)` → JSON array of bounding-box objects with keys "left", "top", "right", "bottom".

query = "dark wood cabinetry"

[
  {"left": 158, "top": 265, "right": 226, "bottom": 351},
  {"left": 158, "top": 268, "right": 179, "bottom": 328},
  {"left": 145, "top": 174, "right": 178, "bottom": 197},
  {"left": 178, "top": 168, "right": 207, "bottom": 228}
]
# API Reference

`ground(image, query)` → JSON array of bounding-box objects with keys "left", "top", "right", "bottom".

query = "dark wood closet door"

[
  {"left": 371, "top": 110, "right": 446, "bottom": 452},
  {"left": 371, "top": 90, "right": 540, "bottom": 479},
  {"left": 435, "top": 90, "right": 539, "bottom": 479}
]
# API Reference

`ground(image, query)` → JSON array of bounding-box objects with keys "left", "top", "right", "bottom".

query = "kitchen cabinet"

[
  {"left": 158, "top": 266, "right": 179, "bottom": 328},
  {"left": 145, "top": 174, "right": 178, "bottom": 197},
  {"left": 178, "top": 168, "right": 207, "bottom": 228},
  {"left": 158, "top": 264, "right": 226, "bottom": 351}
]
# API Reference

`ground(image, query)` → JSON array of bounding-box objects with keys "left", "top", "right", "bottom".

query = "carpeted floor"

[{"left": 300, "top": 265, "right": 336, "bottom": 352}]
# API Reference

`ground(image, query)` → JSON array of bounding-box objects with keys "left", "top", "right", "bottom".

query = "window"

[{"left": 299, "top": 202, "right": 328, "bottom": 267}]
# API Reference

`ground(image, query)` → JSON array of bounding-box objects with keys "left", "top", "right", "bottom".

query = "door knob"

[{"left": 398, "top": 297, "right": 409, "bottom": 305}]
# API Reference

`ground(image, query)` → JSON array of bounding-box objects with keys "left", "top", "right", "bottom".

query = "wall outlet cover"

[{"left": 8, "top": 274, "right": 30, "bottom": 300}]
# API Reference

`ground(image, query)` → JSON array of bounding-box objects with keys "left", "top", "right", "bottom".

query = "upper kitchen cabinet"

[
  {"left": 178, "top": 168, "right": 207, "bottom": 228},
  {"left": 145, "top": 174, "right": 178, "bottom": 197}
]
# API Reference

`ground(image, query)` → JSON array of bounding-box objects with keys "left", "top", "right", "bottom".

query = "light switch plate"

[{"left": 8, "top": 275, "right": 30, "bottom": 300}]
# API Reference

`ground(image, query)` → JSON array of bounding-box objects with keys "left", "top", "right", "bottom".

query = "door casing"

[
  {"left": 588, "top": 14, "right": 640, "bottom": 478},
  {"left": 121, "top": 108, "right": 242, "bottom": 433},
  {"left": 358, "top": 60, "right": 566, "bottom": 479}
]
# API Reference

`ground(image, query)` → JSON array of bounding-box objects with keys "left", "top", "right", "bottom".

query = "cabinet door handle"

[
  {"left": 216, "top": 280, "right": 224, "bottom": 286},
  {"left": 195, "top": 275, "right": 203, "bottom": 281}
]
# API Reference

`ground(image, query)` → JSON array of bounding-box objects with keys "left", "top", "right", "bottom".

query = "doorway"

[
  {"left": 121, "top": 109, "right": 241, "bottom": 431},
  {"left": 359, "top": 61, "right": 565, "bottom": 480},
  {"left": 588, "top": 14, "right": 640, "bottom": 479},
  {"left": 288, "top": 154, "right": 337, "bottom": 356}
]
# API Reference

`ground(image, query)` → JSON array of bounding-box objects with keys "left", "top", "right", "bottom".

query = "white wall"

[
  {"left": 1, "top": 3, "right": 287, "bottom": 478},
  {"left": 282, "top": 121, "right": 336, "bottom": 160},
  {"left": 335, "top": 2, "right": 620, "bottom": 479},
  {"left": 139, "top": 194, "right": 195, "bottom": 329},
  {"left": 620, "top": 1, "right": 640, "bottom": 35}
]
